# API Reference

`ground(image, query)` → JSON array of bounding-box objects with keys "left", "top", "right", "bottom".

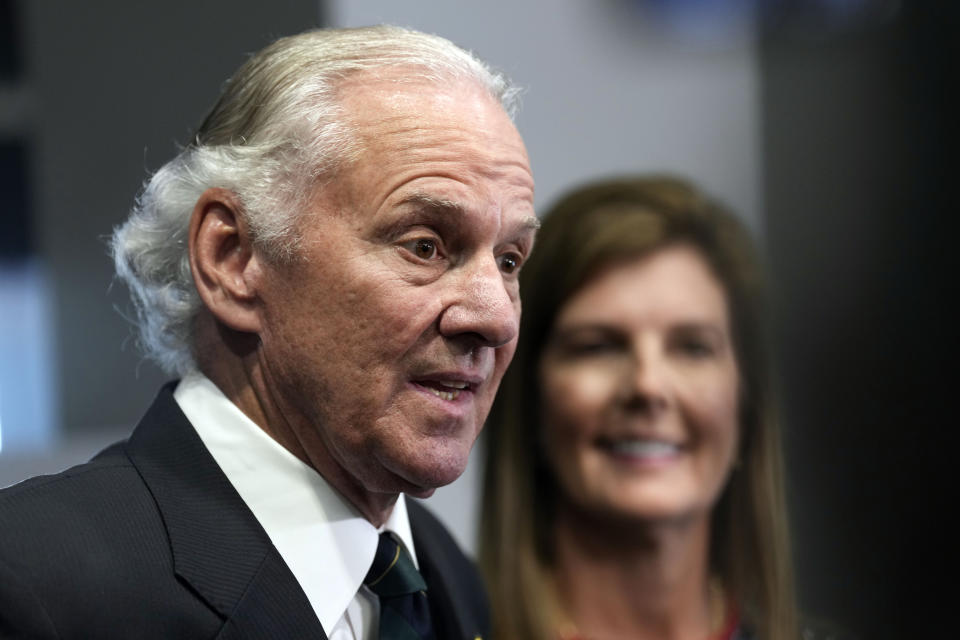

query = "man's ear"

[{"left": 188, "top": 188, "right": 263, "bottom": 334}]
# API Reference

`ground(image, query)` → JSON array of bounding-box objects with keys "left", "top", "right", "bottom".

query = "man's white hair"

[{"left": 111, "top": 25, "right": 521, "bottom": 376}]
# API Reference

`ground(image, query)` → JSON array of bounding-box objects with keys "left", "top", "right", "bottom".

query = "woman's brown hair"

[{"left": 479, "top": 175, "right": 797, "bottom": 640}]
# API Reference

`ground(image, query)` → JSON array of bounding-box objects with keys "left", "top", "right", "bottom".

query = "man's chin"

[
  {"left": 403, "top": 485, "right": 437, "bottom": 500},
  {"left": 389, "top": 455, "right": 468, "bottom": 497}
]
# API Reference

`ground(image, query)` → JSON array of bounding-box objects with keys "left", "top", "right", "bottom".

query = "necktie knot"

[
  {"left": 364, "top": 532, "right": 434, "bottom": 640},
  {"left": 364, "top": 532, "right": 427, "bottom": 597}
]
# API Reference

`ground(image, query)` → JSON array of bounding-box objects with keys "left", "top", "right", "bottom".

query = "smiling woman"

[
  {"left": 480, "top": 176, "right": 797, "bottom": 640},
  {"left": 539, "top": 244, "right": 741, "bottom": 529}
]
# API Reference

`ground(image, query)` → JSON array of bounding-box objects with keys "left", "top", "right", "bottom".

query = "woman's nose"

[{"left": 620, "top": 345, "right": 670, "bottom": 412}]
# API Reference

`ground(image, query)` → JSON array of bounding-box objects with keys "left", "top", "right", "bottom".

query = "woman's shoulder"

[
  {"left": 799, "top": 617, "right": 859, "bottom": 640},
  {"left": 731, "top": 617, "right": 857, "bottom": 640}
]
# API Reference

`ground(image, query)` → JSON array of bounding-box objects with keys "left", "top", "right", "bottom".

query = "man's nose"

[{"left": 437, "top": 257, "right": 519, "bottom": 348}]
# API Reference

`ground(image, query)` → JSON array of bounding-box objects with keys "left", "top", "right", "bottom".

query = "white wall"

[{"left": 330, "top": 0, "right": 761, "bottom": 554}]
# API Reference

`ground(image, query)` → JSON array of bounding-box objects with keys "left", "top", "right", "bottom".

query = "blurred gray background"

[{"left": 1, "top": 1, "right": 951, "bottom": 638}]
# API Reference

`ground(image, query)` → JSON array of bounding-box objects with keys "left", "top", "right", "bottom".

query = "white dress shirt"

[{"left": 174, "top": 372, "right": 418, "bottom": 640}]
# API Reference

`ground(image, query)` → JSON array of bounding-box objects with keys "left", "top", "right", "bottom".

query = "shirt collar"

[{"left": 173, "top": 371, "right": 417, "bottom": 632}]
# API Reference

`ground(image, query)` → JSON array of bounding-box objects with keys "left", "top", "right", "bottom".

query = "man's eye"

[
  {"left": 403, "top": 238, "right": 439, "bottom": 260},
  {"left": 414, "top": 239, "right": 437, "bottom": 259},
  {"left": 498, "top": 252, "right": 522, "bottom": 274}
]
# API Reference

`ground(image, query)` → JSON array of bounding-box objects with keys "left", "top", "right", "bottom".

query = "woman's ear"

[{"left": 188, "top": 188, "right": 263, "bottom": 334}]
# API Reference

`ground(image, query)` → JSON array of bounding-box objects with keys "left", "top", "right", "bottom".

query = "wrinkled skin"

[{"left": 246, "top": 74, "right": 537, "bottom": 523}]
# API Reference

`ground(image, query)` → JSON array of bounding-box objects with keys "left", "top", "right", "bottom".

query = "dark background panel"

[
  {"left": 1, "top": 0, "right": 21, "bottom": 82},
  {"left": 0, "top": 140, "right": 31, "bottom": 261},
  {"left": 762, "top": 3, "right": 954, "bottom": 638},
  {"left": 18, "top": 1, "right": 320, "bottom": 431}
]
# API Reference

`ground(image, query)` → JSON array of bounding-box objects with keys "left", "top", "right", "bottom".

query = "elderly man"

[{"left": 0, "top": 26, "right": 536, "bottom": 639}]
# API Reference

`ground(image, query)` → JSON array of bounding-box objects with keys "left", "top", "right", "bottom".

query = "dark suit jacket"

[{"left": 0, "top": 385, "right": 490, "bottom": 640}]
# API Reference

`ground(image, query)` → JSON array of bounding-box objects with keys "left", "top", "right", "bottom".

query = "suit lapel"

[
  {"left": 417, "top": 551, "right": 473, "bottom": 640},
  {"left": 126, "top": 386, "right": 327, "bottom": 639},
  {"left": 409, "top": 502, "right": 487, "bottom": 640},
  {"left": 212, "top": 547, "right": 328, "bottom": 640}
]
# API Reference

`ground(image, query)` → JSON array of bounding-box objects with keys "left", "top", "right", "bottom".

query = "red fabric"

[
  {"left": 559, "top": 604, "right": 741, "bottom": 640},
  {"left": 708, "top": 602, "right": 740, "bottom": 640}
]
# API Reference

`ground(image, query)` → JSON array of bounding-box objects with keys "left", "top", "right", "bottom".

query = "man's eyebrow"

[
  {"left": 519, "top": 215, "right": 541, "bottom": 231},
  {"left": 401, "top": 193, "right": 541, "bottom": 232},
  {"left": 400, "top": 193, "right": 465, "bottom": 215}
]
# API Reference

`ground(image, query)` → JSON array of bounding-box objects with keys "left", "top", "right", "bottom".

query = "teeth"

[
  {"left": 609, "top": 440, "right": 679, "bottom": 457},
  {"left": 444, "top": 381, "right": 469, "bottom": 390},
  {"left": 426, "top": 387, "right": 460, "bottom": 401}
]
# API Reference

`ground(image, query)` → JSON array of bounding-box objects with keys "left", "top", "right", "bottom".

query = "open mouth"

[
  {"left": 598, "top": 437, "right": 681, "bottom": 459},
  {"left": 414, "top": 380, "right": 471, "bottom": 402}
]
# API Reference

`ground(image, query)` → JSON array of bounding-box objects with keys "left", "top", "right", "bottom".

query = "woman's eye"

[
  {"left": 560, "top": 339, "right": 621, "bottom": 358},
  {"left": 573, "top": 342, "right": 613, "bottom": 355},
  {"left": 675, "top": 339, "right": 715, "bottom": 358}
]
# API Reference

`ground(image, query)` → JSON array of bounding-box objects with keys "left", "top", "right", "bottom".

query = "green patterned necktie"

[{"left": 364, "top": 532, "right": 435, "bottom": 640}]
